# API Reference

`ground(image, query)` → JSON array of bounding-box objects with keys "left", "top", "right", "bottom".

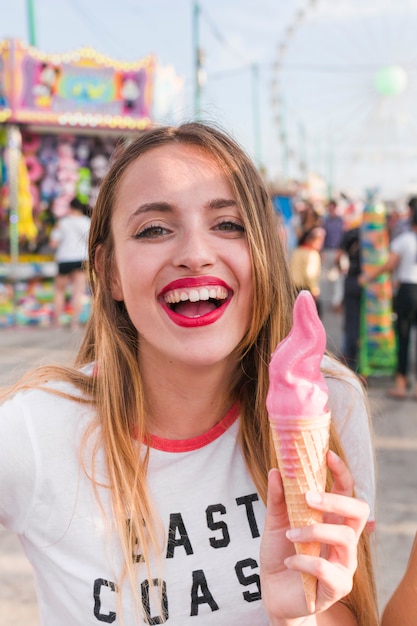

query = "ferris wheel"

[{"left": 270, "top": 0, "right": 417, "bottom": 200}]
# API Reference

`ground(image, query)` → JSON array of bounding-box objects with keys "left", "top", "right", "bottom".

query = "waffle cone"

[{"left": 270, "top": 412, "right": 331, "bottom": 611}]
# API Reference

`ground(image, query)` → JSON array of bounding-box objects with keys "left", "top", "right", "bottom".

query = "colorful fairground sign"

[
  {"left": 0, "top": 41, "right": 12, "bottom": 123},
  {"left": 0, "top": 38, "right": 154, "bottom": 131}
]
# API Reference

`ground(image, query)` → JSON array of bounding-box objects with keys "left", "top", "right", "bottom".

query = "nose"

[{"left": 173, "top": 230, "right": 216, "bottom": 272}]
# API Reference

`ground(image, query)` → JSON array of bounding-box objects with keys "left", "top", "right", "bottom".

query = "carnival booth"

[{"left": 0, "top": 38, "right": 155, "bottom": 326}]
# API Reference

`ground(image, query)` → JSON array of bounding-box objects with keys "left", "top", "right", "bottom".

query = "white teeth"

[
  {"left": 164, "top": 286, "right": 228, "bottom": 304},
  {"left": 189, "top": 289, "right": 200, "bottom": 302}
]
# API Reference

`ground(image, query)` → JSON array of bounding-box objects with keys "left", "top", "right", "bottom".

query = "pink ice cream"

[
  {"left": 266, "top": 290, "right": 328, "bottom": 420},
  {"left": 267, "top": 290, "right": 331, "bottom": 611}
]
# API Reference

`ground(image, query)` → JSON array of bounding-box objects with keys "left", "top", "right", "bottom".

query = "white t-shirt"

[
  {"left": 50, "top": 214, "right": 91, "bottom": 263},
  {"left": 391, "top": 230, "right": 417, "bottom": 283},
  {"left": 0, "top": 357, "right": 375, "bottom": 625}
]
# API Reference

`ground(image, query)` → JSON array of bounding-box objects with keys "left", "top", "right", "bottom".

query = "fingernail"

[
  {"left": 306, "top": 491, "right": 322, "bottom": 505},
  {"left": 328, "top": 449, "right": 339, "bottom": 461},
  {"left": 286, "top": 528, "right": 301, "bottom": 540}
]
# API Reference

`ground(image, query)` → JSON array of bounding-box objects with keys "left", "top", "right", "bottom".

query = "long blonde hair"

[{"left": 2, "top": 122, "right": 378, "bottom": 624}]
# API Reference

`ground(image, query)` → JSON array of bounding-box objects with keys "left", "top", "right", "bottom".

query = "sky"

[
  {"left": 2, "top": 0, "right": 417, "bottom": 201},
  {"left": 0, "top": 0, "right": 295, "bottom": 175}
]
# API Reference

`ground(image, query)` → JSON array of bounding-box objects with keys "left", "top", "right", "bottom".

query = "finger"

[
  {"left": 284, "top": 554, "right": 354, "bottom": 607},
  {"left": 261, "top": 470, "right": 298, "bottom": 572},
  {"left": 324, "top": 451, "right": 356, "bottom": 526},
  {"left": 264, "top": 468, "right": 290, "bottom": 532},
  {"left": 286, "top": 523, "right": 358, "bottom": 571},
  {"left": 305, "top": 491, "right": 370, "bottom": 538},
  {"left": 327, "top": 450, "right": 354, "bottom": 497}
]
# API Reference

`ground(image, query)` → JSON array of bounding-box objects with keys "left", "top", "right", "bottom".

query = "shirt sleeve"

[
  {"left": 323, "top": 358, "right": 376, "bottom": 522},
  {"left": 390, "top": 232, "right": 406, "bottom": 256},
  {"left": 49, "top": 223, "right": 62, "bottom": 245},
  {"left": 0, "top": 394, "right": 37, "bottom": 533}
]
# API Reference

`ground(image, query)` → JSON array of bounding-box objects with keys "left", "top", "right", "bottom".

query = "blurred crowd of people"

[{"left": 284, "top": 193, "right": 417, "bottom": 393}]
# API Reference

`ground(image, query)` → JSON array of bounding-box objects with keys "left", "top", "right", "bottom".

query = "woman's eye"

[
  {"left": 134, "top": 225, "right": 169, "bottom": 239},
  {"left": 215, "top": 220, "right": 245, "bottom": 233}
]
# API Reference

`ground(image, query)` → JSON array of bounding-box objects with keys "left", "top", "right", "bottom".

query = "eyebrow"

[
  {"left": 207, "top": 198, "right": 238, "bottom": 210},
  {"left": 125, "top": 202, "right": 171, "bottom": 227},
  {"left": 127, "top": 197, "right": 238, "bottom": 224}
]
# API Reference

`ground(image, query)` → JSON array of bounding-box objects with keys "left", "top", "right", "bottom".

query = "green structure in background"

[
  {"left": 26, "top": 0, "right": 37, "bottom": 47},
  {"left": 359, "top": 195, "right": 397, "bottom": 377}
]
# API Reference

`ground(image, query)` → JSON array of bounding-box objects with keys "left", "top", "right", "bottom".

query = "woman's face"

[{"left": 109, "top": 143, "right": 254, "bottom": 371}]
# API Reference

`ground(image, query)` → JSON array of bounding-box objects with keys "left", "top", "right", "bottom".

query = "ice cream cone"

[
  {"left": 266, "top": 291, "right": 331, "bottom": 611},
  {"left": 270, "top": 412, "right": 331, "bottom": 611}
]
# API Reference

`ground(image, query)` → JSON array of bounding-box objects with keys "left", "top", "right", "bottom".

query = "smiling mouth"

[{"left": 163, "top": 286, "right": 229, "bottom": 317}]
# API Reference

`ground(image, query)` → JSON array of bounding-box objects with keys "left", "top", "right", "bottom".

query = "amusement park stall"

[{"left": 0, "top": 38, "right": 155, "bottom": 326}]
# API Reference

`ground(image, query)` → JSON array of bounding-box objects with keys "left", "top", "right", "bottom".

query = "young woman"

[
  {"left": 0, "top": 122, "right": 378, "bottom": 625},
  {"left": 289, "top": 226, "right": 326, "bottom": 316}
]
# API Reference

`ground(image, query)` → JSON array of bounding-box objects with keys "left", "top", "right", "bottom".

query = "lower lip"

[{"left": 160, "top": 299, "right": 231, "bottom": 328}]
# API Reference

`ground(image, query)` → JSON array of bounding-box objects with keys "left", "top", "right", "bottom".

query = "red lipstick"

[{"left": 158, "top": 276, "right": 232, "bottom": 328}]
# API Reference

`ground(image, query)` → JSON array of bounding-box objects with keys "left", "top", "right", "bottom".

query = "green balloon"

[{"left": 374, "top": 65, "right": 408, "bottom": 96}]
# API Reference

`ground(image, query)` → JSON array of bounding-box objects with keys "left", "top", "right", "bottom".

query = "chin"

[{"left": 173, "top": 345, "right": 238, "bottom": 369}]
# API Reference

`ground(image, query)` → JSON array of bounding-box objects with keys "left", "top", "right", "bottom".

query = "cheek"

[
  {"left": 110, "top": 250, "right": 158, "bottom": 306},
  {"left": 237, "top": 247, "right": 254, "bottom": 293},
  {"left": 232, "top": 250, "right": 254, "bottom": 321}
]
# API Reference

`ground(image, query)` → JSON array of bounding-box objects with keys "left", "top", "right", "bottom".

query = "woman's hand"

[{"left": 260, "top": 450, "right": 369, "bottom": 625}]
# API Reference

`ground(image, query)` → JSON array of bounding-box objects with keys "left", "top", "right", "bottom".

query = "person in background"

[
  {"left": 297, "top": 200, "right": 322, "bottom": 239},
  {"left": 0, "top": 123, "right": 377, "bottom": 625},
  {"left": 388, "top": 197, "right": 413, "bottom": 242},
  {"left": 387, "top": 199, "right": 413, "bottom": 319},
  {"left": 335, "top": 216, "right": 363, "bottom": 372},
  {"left": 49, "top": 197, "right": 91, "bottom": 329},
  {"left": 322, "top": 199, "right": 345, "bottom": 311},
  {"left": 290, "top": 226, "right": 326, "bottom": 316},
  {"left": 360, "top": 204, "right": 417, "bottom": 399}
]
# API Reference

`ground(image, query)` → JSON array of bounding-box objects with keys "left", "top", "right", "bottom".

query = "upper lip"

[{"left": 158, "top": 276, "right": 232, "bottom": 305}]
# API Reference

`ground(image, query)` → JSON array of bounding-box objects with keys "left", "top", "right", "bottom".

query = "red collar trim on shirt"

[{"left": 145, "top": 403, "right": 239, "bottom": 453}]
